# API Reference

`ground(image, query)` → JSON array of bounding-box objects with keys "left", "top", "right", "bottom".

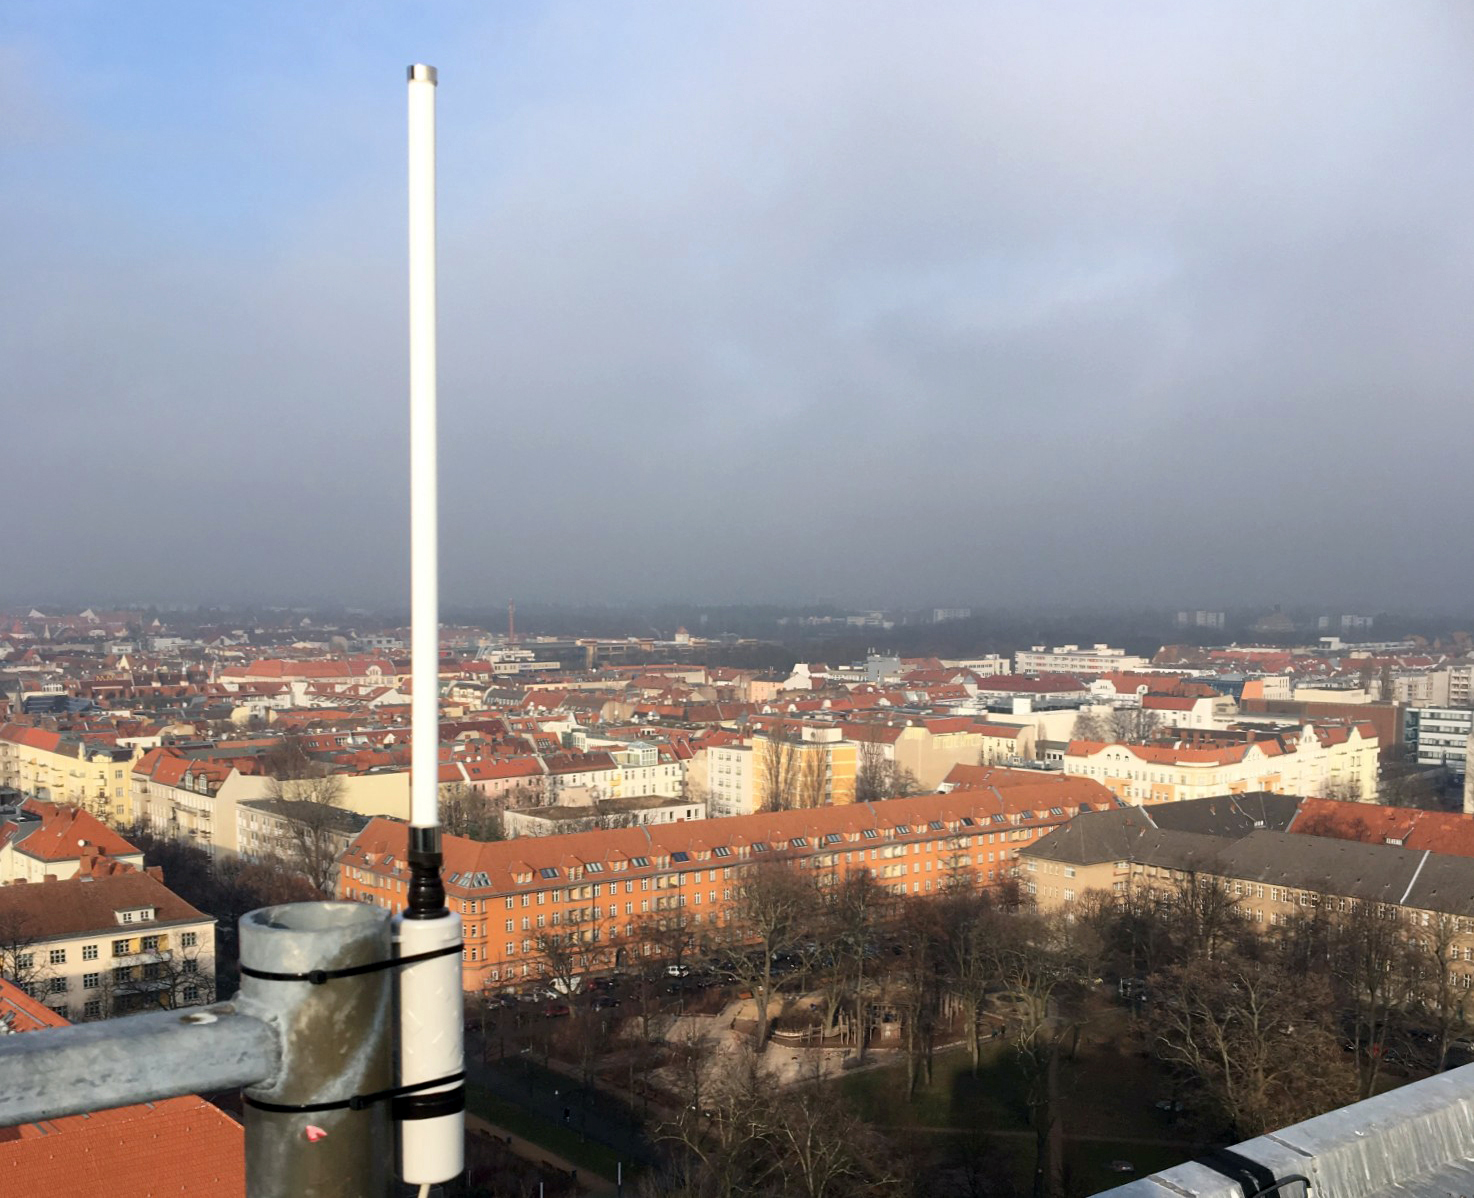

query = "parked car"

[{"left": 541, "top": 1002, "right": 571, "bottom": 1018}]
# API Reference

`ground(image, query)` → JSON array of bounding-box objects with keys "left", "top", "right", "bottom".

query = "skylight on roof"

[
  {"left": 671, "top": 851, "right": 690, "bottom": 863},
  {"left": 823, "top": 833, "right": 841, "bottom": 844},
  {"left": 960, "top": 817, "right": 975, "bottom": 826},
  {"left": 789, "top": 837, "right": 808, "bottom": 848},
  {"left": 712, "top": 846, "right": 731, "bottom": 858},
  {"left": 751, "top": 842, "right": 770, "bottom": 853},
  {"left": 584, "top": 861, "right": 604, "bottom": 873},
  {"left": 928, "top": 820, "right": 944, "bottom": 830},
  {"left": 1049, "top": 806, "right": 1065, "bottom": 816},
  {"left": 631, "top": 856, "right": 650, "bottom": 868},
  {"left": 862, "top": 829, "right": 878, "bottom": 839},
  {"left": 539, "top": 867, "right": 559, "bottom": 879},
  {"left": 895, "top": 824, "right": 911, "bottom": 835}
]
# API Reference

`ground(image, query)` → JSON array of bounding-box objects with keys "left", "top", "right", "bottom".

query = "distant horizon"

[{"left": 5, "top": 594, "right": 1473, "bottom": 631}]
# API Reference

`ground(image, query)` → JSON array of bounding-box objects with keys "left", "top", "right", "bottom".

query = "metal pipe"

[
  {"left": 0, "top": 1002, "right": 277, "bottom": 1127},
  {"left": 241, "top": 901, "right": 394, "bottom": 1198}
]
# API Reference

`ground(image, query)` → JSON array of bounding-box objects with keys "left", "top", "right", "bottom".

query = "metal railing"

[{"left": 0, "top": 900, "right": 401, "bottom": 1198}]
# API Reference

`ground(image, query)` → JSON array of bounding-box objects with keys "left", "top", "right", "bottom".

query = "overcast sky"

[{"left": 3, "top": 3, "right": 1472, "bottom": 612}]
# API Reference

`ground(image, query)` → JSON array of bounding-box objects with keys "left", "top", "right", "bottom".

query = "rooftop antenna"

[{"left": 396, "top": 62, "right": 464, "bottom": 1189}]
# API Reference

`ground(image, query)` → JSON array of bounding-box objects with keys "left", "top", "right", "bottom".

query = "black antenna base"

[{"left": 405, "top": 826, "right": 448, "bottom": 919}]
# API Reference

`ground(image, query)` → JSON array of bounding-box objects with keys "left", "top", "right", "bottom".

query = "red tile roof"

[
  {"left": 1292, "top": 798, "right": 1474, "bottom": 856},
  {"left": 4, "top": 800, "right": 142, "bottom": 864},
  {"left": 0, "top": 981, "right": 244, "bottom": 1194},
  {"left": 344, "top": 784, "right": 1117, "bottom": 898},
  {"left": 0, "top": 871, "right": 209, "bottom": 940}
]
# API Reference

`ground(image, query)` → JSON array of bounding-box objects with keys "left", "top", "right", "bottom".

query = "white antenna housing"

[{"left": 395, "top": 61, "right": 464, "bottom": 1188}]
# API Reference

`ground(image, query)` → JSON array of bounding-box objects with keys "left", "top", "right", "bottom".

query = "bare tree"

[
  {"left": 265, "top": 772, "right": 348, "bottom": 896},
  {"left": 939, "top": 890, "right": 1004, "bottom": 1073},
  {"left": 710, "top": 861, "right": 820, "bottom": 1046},
  {"left": 796, "top": 743, "right": 829, "bottom": 810},
  {"left": 259, "top": 734, "right": 315, "bottom": 780},
  {"left": 655, "top": 1048, "right": 903, "bottom": 1198},
  {"left": 1332, "top": 898, "right": 1412, "bottom": 1099},
  {"left": 1108, "top": 707, "right": 1160, "bottom": 744},
  {"left": 1151, "top": 953, "right": 1355, "bottom": 1137},
  {"left": 639, "top": 909, "right": 699, "bottom": 975},
  {"left": 1168, "top": 865, "right": 1247, "bottom": 962},
  {"left": 758, "top": 725, "right": 803, "bottom": 812},
  {"left": 1406, "top": 912, "right": 1470, "bottom": 1071},
  {"left": 853, "top": 726, "right": 916, "bottom": 804},
  {"left": 817, "top": 868, "right": 889, "bottom": 1056},
  {"left": 439, "top": 782, "right": 505, "bottom": 841},
  {"left": 889, "top": 896, "right": 946, "bottom": 1100},
  {"left": 1069, "top": 709, "right": 1109, "bottom": 743},
  {"left": 985, "top": 913, "right": 1099, "bottom": 1198},
  {"left": 99, "top": 935, "right": 216, "bottom": 1017},
  {"left": 532, "top": 929, "right": 609, "bottom": 1000},
  {"left": 0, "top": 912, "right": 52, "bottom": 1000}
]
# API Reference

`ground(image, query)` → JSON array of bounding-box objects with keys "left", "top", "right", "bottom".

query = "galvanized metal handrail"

[
  {"left": 0, "top": 1001, "right": 278, "bottom": 1125},
  {"left": 0, "top": 900, "right": 398, "bottom": 1198}
]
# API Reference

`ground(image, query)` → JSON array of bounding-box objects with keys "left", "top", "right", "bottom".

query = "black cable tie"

[
  {"left": 1192, "top": 1148, "right": 1308, "bottom": 1198},
  {"left": 239, "top": 942, "right": 462, "bottom": 985},
  {"left": 243, "top": 1071, "right": 466, "bottom": 1116}
]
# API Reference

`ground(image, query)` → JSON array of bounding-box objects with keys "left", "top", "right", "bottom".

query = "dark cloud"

[{"left": 2, "top": 2, "right": 1471, "bottom": 610}]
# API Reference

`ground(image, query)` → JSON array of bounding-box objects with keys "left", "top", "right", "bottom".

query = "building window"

[
  {"left": 183, "top": 985, "right": 199, "bottom": 1002},
  {"left": 49, "top": 977, "right": 67, "bottom": 994},
  {"left": 82, "top": 943, "right": 98, "bottom": 961},
  {"left": 84, "top": 1000, "right": 103, "bottom": 1019},
  {"left": 113, "top": 940, "right": 130, "bottom": 957},
  {"left": 141, "top": 936, "right": 160, "bottom": 952},
  {"left": 181, "top": 932, "right": 198, "bottom": 948},
  {"left": 49, "top": 948, "right": 66, "bottom": 965},
  {"left": 83, "top": 972, "right": 101, "bottom": 989}
]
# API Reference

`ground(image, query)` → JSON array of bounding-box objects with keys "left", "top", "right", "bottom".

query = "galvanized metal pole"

[
  {"left": 241, "top": 901, "right": 395, "bottom": 1198},
  {"left": 0, "top": 1002, "right": 277, "bottom": 1126}
]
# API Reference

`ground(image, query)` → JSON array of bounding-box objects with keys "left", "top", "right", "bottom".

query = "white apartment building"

[
  {"left": 1404, "top": 707, "right": 1473, "bottom": 776},
  {"left": 708, "top": 743, "right": 755, "bottom": 818},
  {"left": 132, "top": 748, "right": 273, "bottom": 857},
  {"left": 1014, "top": 644, "right": 1149, "bottom": 675},
  {"left": 1062, "top": 723, "right": 1379, "bottom": 804},
  {"left": 1450, "top": 663, "right": 1474, "bottom": 708},
  {"left": 0, "top": 869, "right": 216, "bottom": 1022}
]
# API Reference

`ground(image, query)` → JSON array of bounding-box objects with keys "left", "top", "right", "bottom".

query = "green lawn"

[{"left": 465, "top": 1083, "right": 624, "bottom": 1180}]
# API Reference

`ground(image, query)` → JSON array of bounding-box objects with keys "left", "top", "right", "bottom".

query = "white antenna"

[
  {"left": 408, "top": 61, "right": 440, "bottom": 838},
  {"left": 396, "top": 61, "right": 464, "bottom": 1188}
]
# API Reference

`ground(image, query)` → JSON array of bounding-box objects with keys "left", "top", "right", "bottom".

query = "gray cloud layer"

[{"left": 3, "top": 3, "right": 1472, "bottom": 611}]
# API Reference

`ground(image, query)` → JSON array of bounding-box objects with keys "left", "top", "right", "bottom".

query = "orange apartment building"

[{"left": 337, "top": 779, "right": 1121, "bottom": 992}]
